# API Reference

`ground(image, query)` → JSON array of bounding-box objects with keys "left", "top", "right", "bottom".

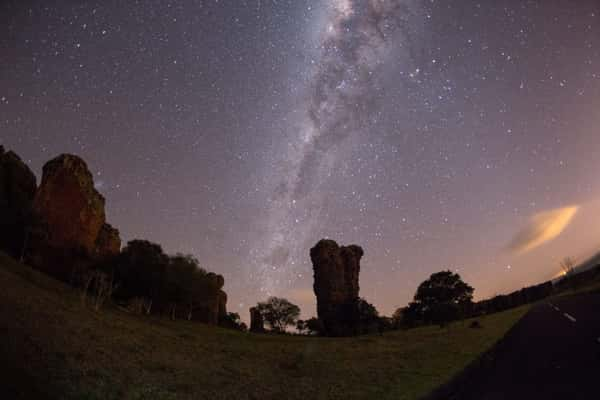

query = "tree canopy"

[
  {"left": 109, "top": 240, "right": 222, "bottom": 319},
  {"left": 256, "top": 297, "right": 300, "bottom": 333},
  {"left": 408, "top": 270, "right": 474, "bottom": 326},
  {"left": 221, "top": 312, "right": 247, "bottom": 331}
]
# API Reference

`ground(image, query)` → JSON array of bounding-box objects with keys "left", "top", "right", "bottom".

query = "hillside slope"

[{"left": 0, "top": 252, "right": 527, "bottom": 400}]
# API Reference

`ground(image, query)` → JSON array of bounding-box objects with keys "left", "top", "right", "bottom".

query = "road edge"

[{"left": 420, "top": 307, "right": 532, "bottom": 400}]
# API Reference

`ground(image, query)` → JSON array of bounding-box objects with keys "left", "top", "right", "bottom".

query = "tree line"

[
  {"left": 77, "top": 239, "right": 245, "bottom": 330},
  {"left": 252, "top": 262, "right": 591, "bottom": 335},
  {"left": 250, "top": 271, "right": 475, "bottom": 334}
]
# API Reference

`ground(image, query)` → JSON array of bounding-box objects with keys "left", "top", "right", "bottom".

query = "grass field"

[{"left": 0, "top": 252, "right": 528, "bottom": 400}]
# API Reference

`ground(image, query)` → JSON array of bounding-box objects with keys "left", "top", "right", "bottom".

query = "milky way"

[
  {"left": 2, "top": 1, "right": 600, "bottom": 320},
  {"left": 256, "top": 0, "right": 424, "bottom": 295}
]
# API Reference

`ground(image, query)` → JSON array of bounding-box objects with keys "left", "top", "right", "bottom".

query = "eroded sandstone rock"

[
  {"left": 95, "top": 223, "right": 121, "bottom": 257},
  {"left": 311, "top": 239, "right": 363, "bottom": 336},
  {"left": 30, "top": 154, "right": 120, "bottom": 276},
  {"left": 249, "top": 306, "right": 265, "bottom": 333},
  {"left": 192, "top": 272, "right": 228, "bottom": 325},
  {"left": 217, "top": 289, "right": 228, "bottom": 323},
  {"left": 33, "top": 154, "right": 107, "bottom": 253}
]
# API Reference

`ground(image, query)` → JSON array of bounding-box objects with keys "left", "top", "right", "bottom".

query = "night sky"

[{"left": 3, "top": 1, "right": 600, "bottom": 320}]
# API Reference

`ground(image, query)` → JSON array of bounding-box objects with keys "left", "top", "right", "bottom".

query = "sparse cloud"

[{"left": 507, "top": 206, "right": 579, "bottom": 254}]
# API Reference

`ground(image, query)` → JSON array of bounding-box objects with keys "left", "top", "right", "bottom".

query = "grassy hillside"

[{"left": 0, "top": 252, "right": 528, "bottom": 400}]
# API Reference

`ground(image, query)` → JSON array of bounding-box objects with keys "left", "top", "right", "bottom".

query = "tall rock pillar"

[{"left": 310, "top": 239, "right": 363, "bottom": 336}]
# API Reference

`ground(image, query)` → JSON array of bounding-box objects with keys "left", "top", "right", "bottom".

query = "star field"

[{"left": 2, "top": 0, "right": 600, "bottom": 319}]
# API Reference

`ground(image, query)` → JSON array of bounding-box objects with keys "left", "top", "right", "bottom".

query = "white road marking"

[
  {"left": 549, "top": 303, "right": 560, "bottom": 312},
  {"left": 563, "top": 313, "right": 577, "bottom": 323}
]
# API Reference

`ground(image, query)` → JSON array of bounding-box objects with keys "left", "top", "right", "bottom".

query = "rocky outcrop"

[
  {"left": 29, "top": 154, "right": 120, "bottom": 276},
  {"left": 217, "top": 289, "right": 228, "bottom": 323},
  {"left": 193, "top": 272, "right": 228, "bottom": 325},
  {"left": 311, "top": 239, "right": 363, "bottom": 336},
  {"left": 33, "top": 155, "right": 107, "bottom": 253},
  {"left": 95, "top": 223, "right": 121, "bottom": 257},
  {"left": 249, "top": 306, "right": 265, "bottom": 333},
  {"left": 0, "top": 146, "right": 37, "bottom": 258},
  {"left": 208, "top": 273, "right": 228, "bottom": 324}
]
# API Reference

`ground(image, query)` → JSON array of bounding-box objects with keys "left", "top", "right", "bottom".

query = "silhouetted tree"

[
  {"left": 221, "top": 312, "right": 247, "bottom": 331},
  {"left": 378, "top": 316, "right": 393, "bottom": 334},
  {"left": 113, "top": 240, "right": 169, "bottom": 311},
  {"left": 399, "top": 302, "right": 423, "bottom": 328},
  {"left": 256, "top": 297, "right": 300, "bottom": 333},
  {"left": 391, "top": 307, "right": 405, "bottom": 329},
  {"left": 296, "top": 318, "right": 327, "bottom": 335},
  {"left": 411, "top": 270, "right": 474, "bottom": 327},
  {"left": 357, "top": 298, "right": 379, "bottom": 333},
  {"left": 305, "top": 317, "right": 324, "bottom": 335},
  {"left": 111, "top": 240, "right": 223, "bottom": 319},
  {"left": 473, "top": 280, "right": 554, "bottom": 316},
  {"left": 166, "top": 253, "right": 216, "bottom": 320},
  {"left": 296, "top": 319, "right": 308, "bottom": 334},
  {"left": 560, "top": 257, "right": 576, "bottom": 277}
]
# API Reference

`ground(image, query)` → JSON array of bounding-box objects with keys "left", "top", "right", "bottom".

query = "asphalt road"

[{"left": 436, "top": 291, "right": 600, "bottom": 400}]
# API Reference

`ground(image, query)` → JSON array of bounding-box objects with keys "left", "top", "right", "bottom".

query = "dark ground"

[
  {"left": 0, "top": 252, "right": 527, "bottom": 400},
  {"left": 430, "top": 291, "right": 600, "bottom": 400}
]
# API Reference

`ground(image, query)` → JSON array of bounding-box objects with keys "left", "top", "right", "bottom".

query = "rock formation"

[
  {"left": 193, "top": 272, "right": 228, "bottom": 325},
  {"left": 310, "top": 239, "right": 363, "bottom": 336},
  {"left": 0, "top": 146, "right": 37, "bottom": 258},
  {"left": 34, "top": 154, "right": 108, "bottom": 253},
  {"left": 217, "top": 289, "right": 228, "bottom": 323},
  {"left": 30, "top": 154, "right": 120, "bottom": 276},
  {"left": 249, "top": 306, "right": 265, "bottom": 333},
  {"left": 95, "top": 223, "right": 122, "bottom": 257}
]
